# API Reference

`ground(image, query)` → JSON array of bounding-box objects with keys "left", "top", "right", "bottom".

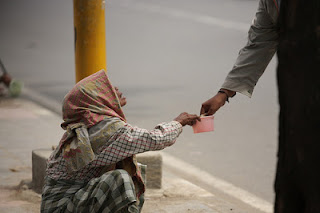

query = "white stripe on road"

[
  {"left": 114, "top": 0, "right": 250, "bottom": 32},
  {"left": 162, "top": 152, "right": 273, "bottom": 213}
]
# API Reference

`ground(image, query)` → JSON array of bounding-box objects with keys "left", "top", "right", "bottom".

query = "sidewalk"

[{"left": 0, "top": 96, "right": 262, "bottom": 213}]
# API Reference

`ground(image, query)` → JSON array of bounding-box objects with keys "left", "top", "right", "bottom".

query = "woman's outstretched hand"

[{"left": 174, "top": 112, "right": 201, "bottom": 126}]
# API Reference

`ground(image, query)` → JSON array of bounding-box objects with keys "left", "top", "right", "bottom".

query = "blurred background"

[{"left": 0, "top": 0, "right": 278, "bottom": 204}]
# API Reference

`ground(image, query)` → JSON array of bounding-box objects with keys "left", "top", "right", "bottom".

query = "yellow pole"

[{"left": 73, "top": 0, "right": 106, "bottom": 82}]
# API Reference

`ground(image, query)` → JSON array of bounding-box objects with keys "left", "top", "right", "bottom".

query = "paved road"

[{"left": 0, "top": 0, "right": 278, "bottom": 204}]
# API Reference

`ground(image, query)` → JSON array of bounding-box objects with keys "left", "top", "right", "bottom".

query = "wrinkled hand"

[
  {"left": 200, "top": 93, "right": 228, "bottom": 116},
  {"left": 174, "top": 112, "right": 200, "bottom": 126}
]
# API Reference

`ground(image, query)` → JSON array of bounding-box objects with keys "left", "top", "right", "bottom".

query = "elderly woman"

[{"left": 41, "top": 70, "right": 199, "bottom": 213}]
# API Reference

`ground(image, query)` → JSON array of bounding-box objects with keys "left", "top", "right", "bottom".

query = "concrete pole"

[{"left": 73, "top": 0, "right": 106, "bottom": 82}]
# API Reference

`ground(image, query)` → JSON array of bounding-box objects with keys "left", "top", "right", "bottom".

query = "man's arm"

[
  {"left": 201, "top": 0, "right": 279, "bottom": 115},
  {"left": 222, "top": 0, "right": 279, "bottom": 97}
]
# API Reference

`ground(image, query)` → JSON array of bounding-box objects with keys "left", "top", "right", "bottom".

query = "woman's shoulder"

[
  {"left": 90, "top": 116, "right": 125, "bottom": 129},
  {"left": 89, "top": 117, "right": 126, "bottom": 137}
]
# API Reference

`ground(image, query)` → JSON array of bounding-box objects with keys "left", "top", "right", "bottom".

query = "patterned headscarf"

[
  {"left": 58, "top": 70, "right": 126, "bottom": 171},
  {"left": 61, "top": 69, "right": 125, "bottom": 129}
]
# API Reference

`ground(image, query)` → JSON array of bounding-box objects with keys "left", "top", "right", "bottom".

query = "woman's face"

[{"left": 115, "top": 87, "right": 127, "bottom": 107}]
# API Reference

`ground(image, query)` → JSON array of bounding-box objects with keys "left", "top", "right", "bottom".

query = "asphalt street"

[{"left": 0, "top": 0, "right": 278, "bottom": 205}]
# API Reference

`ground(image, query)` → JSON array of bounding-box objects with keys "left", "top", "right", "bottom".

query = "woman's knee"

[
  {"left": 100, "top": 169, "right": 132, "bottom": 184},
  {"left": 111, "top": 169, "right": 130, "bottom": 178}
]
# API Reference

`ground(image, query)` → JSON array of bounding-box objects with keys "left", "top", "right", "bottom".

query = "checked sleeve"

[{"left": 94, "top": 121, "right": 183, "bottom": 167}]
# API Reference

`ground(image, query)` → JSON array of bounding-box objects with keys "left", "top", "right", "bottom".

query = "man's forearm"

[{"left": 221, "top": 0, "right": 279, "bottom": 98}]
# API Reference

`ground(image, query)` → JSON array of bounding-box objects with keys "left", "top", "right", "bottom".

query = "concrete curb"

[
  {"left": 22, "top": 87, "right": 62, "bottom": 116},
  {"left": 32, "top": 149, "right": 52, "bottom": 194},
  {"left": 32, "top": 149, "right": 163, "bottom": 193},
  {"left": 137, "top": 152, "right": 162, "bottom": 189}
]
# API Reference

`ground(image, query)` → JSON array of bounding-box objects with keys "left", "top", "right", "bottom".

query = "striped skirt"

[{"left": 41, "top": 169, "right": 144, "bottom": 213}]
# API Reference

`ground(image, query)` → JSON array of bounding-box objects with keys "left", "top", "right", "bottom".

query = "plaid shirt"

[{"left": 46, "top": 118, "right": 182, "bottom": 181}]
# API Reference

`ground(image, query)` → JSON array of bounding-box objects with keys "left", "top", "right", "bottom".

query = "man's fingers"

[
  {"left": 207, "top": 108, "right": 216, "bottom": 116},
  {"left": 200, "top": 105, "right": 207, "bottom": 115}
]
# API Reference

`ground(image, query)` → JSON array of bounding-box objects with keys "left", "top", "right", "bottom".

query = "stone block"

[
  {"left": 137, "top": 151, "right": 162, "bottom": 189},
  {"left": 32, "top": 149, "right": 52, "bottom": 194},
  {"left": 32, "top": 149, "right": 163, "bottom": 193}
]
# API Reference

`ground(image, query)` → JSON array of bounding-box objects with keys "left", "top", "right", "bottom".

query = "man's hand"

[
  {"left": 200, "top": 93, "right": 228, "bottom": 116},
  {"left": 200, "top": 89, "right": 236, "bottom": 115},
  {"left": 174, "top": 112, "right": 200, "bottom": 126}
]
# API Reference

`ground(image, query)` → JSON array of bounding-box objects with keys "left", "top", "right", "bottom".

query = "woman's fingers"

[{"left": 187, "top": 114, "right": 200, "bottom": 126}]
